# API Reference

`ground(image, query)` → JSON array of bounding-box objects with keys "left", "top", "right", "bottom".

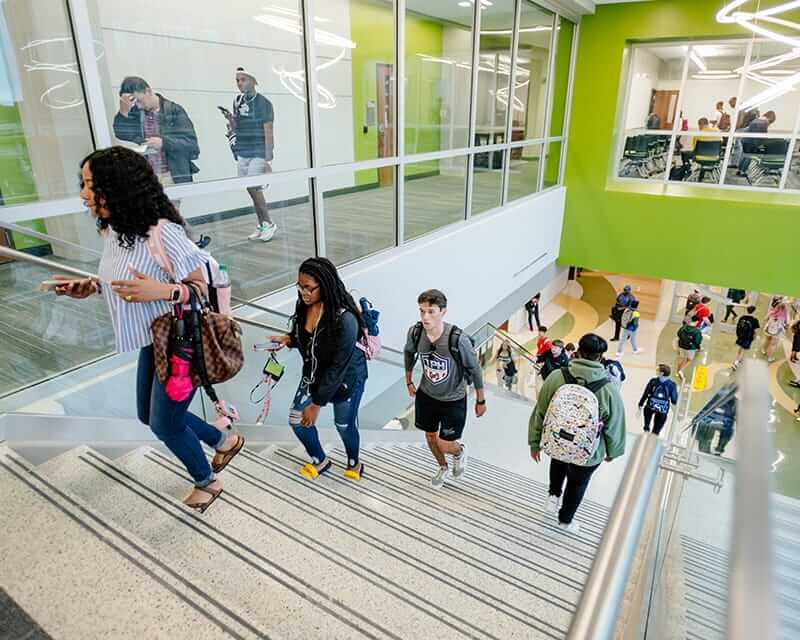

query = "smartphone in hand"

[
  {"left": 40, "top": 279, "right": 83, "bottom": 292},
  {"left": 217, "top": 105, "right": 232, "bottom": 118}
]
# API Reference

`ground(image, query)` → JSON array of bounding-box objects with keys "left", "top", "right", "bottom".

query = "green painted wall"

[
  {"left": 349, "top": 1, "right": 443, "bottom": 185},
  {"left": 0, "top": 104, "right": 49, "bottom": 251},
  {"left": 561, "top": 0, "right": 800, "bottom": 297}
]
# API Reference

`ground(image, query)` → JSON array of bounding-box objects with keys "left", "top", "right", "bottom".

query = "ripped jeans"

[{"left": 289, "top": 378, "right": 366, "bottom": 468}]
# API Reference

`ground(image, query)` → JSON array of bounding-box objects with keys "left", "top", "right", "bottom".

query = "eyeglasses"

[{"left": 296, "top": 283, "right": 320, "bottom": 296}]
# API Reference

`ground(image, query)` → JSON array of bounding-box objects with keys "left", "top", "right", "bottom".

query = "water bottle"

[{"left": 216, "top": 263, "right": 232, "bottom": 316}]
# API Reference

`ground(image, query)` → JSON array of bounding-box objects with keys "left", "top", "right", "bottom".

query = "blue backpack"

[{"left": 648, "top": 380, "right": 671, "bottom": 414}]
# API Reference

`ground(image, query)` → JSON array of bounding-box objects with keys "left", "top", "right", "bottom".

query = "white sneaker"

[
  {"left": 633, "top": 348, "right": 644, "bottom": 355},
  {"left": 558, "top": 521, "right": 581, "bottom": 534},
  {"left": 615, "top": 351, "right": 623, "bottom": 358},
  {"left": 678, "top": 370, "right": 685, "bottom": 381},
  {"left": 546, "top": 494, "right": 560, "bottom": 514},
  {"left": 431, "top": 466, "right": 449, "bottom": 489},
  {"left": 248, "top": 224, "right": 266, "bottom": 240},
  {"left": 452, "top": 445, "right": 468, "bottom": 478},
  {"left": 258, "top": 222, "right": 277, "bottom": 242}
]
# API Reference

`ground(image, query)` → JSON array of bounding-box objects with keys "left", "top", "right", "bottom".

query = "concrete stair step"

[
  {"left": 230, "top": 445, "right": 579, "bottom": 637},
  {"left": 38, "top": 446, "right": 394, "bottom": 639},
  {"left": 273, "top": 445, "right": 590, "bottom": 592},
  {"left": 136, "top": 446, "right": 568, "bottom": 639},
  {"left": 368, "top": 443, "right": 609, "bottom": 539},
  {"left": 0, "top": 446, "right": 259, "bottom": 640}
]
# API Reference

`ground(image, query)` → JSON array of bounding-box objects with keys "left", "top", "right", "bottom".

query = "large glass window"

[
  {"left": 404, "top": 2, "right": 473, "bottom": 154},
  {"left": 321, "top": 165, "right": 395, "bottom": 266},
  {"left": 177, "top": 180, "right": 315, "bottom": 300},
  {"left": 0, "top": 0, "right": 95, "bottom": 206},
  {"left": 475, "top": 0, "right": 516, "bottom": 149},
  {"left": 548, "top": 17, "right": 575, "bottom": 138},
  {"left": 315, "top": 0, "right": 395, "bottom": 168},
  {"left": 514, "top": 1, "right": 555, "bottom": 142},
  {"left": 616, "top": 38, "right": 800, "bottom": 193},
  {"left": 404, "top": 156, "right": 467, "bottom": 240},
  {"left": 471, "top": 153, "right": 503, "bottom": 216},
  {"left": 93, "top": 0, "right": 311, "bottom": 184},
  {"left": 507, "top": 143, "right": 541, "bottom": 201}
]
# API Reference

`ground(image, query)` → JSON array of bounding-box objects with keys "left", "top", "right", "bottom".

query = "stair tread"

[{"left": 0, "top": 446, "right": 259, "bottom": 640}]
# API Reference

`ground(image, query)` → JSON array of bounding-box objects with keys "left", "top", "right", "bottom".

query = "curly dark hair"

[
  {"left": 291, "top": 257, "right": 366, "bottom": 338},
  {"left": 80, "top": 146, "right": 185, "bottom": 248}
]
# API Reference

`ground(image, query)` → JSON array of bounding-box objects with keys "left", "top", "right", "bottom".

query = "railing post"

[{"left": 567, "top": 434, "right": 664, "bottom": 639}]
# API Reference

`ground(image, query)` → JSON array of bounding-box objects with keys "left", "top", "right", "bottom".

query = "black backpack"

[
  {"left": 411, "top": 322, "right": 475, "bottom": 385},
  {"left": 736, "top": 316, "right": 756, "bottom": 340},
  {"left": 678, "top": 326, "right": 697, "bottom": 350}
]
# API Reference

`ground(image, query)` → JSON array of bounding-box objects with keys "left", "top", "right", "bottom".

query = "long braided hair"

[{"left": 292, "top": 257, "right": 366, "bottom": 339}]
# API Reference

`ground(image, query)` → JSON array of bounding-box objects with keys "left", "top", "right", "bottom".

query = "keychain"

[{"left": 250, "top": 352, "right": 285, "bottom": 425}]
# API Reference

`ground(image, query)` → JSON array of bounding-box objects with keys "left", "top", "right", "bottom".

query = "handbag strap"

[{"left": 187, "top": 282, "right": 219, "bottom": 404}]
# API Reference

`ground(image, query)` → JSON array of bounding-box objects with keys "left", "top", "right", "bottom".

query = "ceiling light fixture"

[
  {"left": 690, "top": 50, "right": 707, "bottom": 71},
  {"left": 718, "top": 1, "right": 800, "bottom": 48},
  {"left": 739, "top": 69, "right": 800, "bottom": 110}
]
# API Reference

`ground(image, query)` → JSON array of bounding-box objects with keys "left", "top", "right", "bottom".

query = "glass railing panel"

[{"left": 470, "top": 323, "right": 538, "bottom": 403}]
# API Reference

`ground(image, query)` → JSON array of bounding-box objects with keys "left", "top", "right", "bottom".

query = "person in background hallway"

[
  {"left": 638, "top": 364, "right": 678, "bottom": 436},
  {"left": 496, "top": 339, "right": 514, "bottom": 389},
  {"left": 113, "top": 76, "right": 199, "bottom": 186},
  {"left": 269, "top": 258, "right": 369, "bottom": 480},
  {"left": 565, "top": 342, "right": 576, "bottom": 359},
  {"left": 404, "top": 289, "right": 486, "bottom": 489},
  {"left": 724, "top": 288, "right": 746, "bottom": 322},
  {"left": 616, "top": 299, "right": 642, "bottom": 356},
  {"left": 536, "top": 326, "right": 552, "bottom": 357},
  {"left": 611, "top": 284, "right": 636, "bottom": 342},
  {"left": 537, "top": 339, "right": 569, "bottom": 380},
  {"left": 685, "top": 289, "right": 701, "bottom": 314},
  {"left": 529, "top": 333, "right": 626, "bottom": 535},
  {"left": 525, "top": 293, "right": 541, "bottom": 331},
  {"left": 732, "top": 305, "right": 760, "bottom": 371},
  {"left": 602, "top": 356, "right": 626, "bottom": 386},
  {"left": 762, "top": 296, "right": 789, "bottom": 363},
  {"left": 223, "top": 67, "right": 278, "bottom": 243},
  {"left": 676, "top": 321, "right": 703, "bottom": 382},
  {"left": 789, "top": 321, "right": 800, "bottom": 388},
  {"left": 56, "top": 147, "right": 242, "bottom": 513},
  {"left": 689, "top": 296, "right": 712, "bottom": 328}
]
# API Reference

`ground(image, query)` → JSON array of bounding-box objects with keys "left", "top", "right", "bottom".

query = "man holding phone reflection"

[
  {"left": 222, "top": 67, "right": 277, "bottom": 242},
  {"left": 113, "top": 76, "right": 200, "bottom": 186}
]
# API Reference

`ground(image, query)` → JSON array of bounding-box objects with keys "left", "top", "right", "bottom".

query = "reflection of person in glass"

[
  {"left": 113, "top": 77, "right": 200, "bottom": 186},
  {"left": 223, "top": 67, "right": 276, "bottom": 242}
]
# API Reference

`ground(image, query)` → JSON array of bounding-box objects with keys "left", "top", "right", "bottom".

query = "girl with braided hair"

[{"left": 270, "top": 257, "right": 369, "bottom": 480}]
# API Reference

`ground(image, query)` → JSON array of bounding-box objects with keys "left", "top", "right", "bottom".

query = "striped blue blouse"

[{"left": 98, "top": 222, "right": 207, "bottom": 353}]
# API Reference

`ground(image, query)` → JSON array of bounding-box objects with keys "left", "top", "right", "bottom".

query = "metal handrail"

[
  {"left": 473, "top": 322, "right": 539, "bottom": 366},
  {"left": 566, "top": 434, "right": 664, "bottom": 639},
  {"left": 728, "top": 359, "right": 774, "bottom": 640},
  {"left": 0, "top": 245, "right": 288, "bottom": 335}
]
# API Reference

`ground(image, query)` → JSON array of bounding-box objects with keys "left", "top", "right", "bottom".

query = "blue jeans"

[
  {"left": 289, "top": 378, "right": 366, "bottom": 467},
  {"left": 617, "top": 328, "right": 639, "bottom": 354},
  {"left": 136, "top": 345, "right": 225, "bottom": 487}
]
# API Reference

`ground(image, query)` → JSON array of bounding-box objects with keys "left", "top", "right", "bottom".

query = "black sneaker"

[{"left": 789, "top": 380, "right": 800, "bottom": 388}]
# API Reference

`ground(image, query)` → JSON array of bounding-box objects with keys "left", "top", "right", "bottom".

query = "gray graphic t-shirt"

[{"left": 404, "top": 323, "right": 484, "bottom": 402}]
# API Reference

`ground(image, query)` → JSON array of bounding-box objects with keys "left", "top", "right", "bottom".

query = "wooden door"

[
  {"left": 376, "top": 63, "right": 395, "bottom": 186},
  {"left": 651, "top": 90, "right": 679, "bottom": 130}
]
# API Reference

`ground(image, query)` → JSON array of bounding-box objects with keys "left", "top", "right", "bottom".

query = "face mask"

[
  {"left": 551, "top": 347, "right": 563, "bottom": 357},
  {"left": 658, "top": 374, "right": 669, "bottom": 382}
]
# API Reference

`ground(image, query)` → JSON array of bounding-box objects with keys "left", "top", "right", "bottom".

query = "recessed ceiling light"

[{"left": 458, "top": 1, "right": 471, "bottom": 6}]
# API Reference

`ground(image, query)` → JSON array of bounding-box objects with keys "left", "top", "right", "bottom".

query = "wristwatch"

[{"left": 476, "top": 399, "right": 486, "bottom": 405}]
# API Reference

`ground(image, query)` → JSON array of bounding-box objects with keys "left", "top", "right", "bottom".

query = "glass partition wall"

[
  {"left": 0, "top": 0, "right": 578, "bottom": 397},
  {"left": 616, "top": 37, "right": 800, "bottom": 192}
]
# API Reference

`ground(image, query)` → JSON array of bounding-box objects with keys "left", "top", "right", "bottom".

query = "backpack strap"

[
  {"left": 186, "top": 283, "right": 218, "bottom": 404},
  {"left": 412, "top": 322, "right": 424, "bottom": 352},
  {"left": 562, "top": 366, "right": 610, "bottom": 394},
  {"left": 147, "top": 219, "right": 177, "bottom": 282},
  {"left": 448, "top": 325, "right": 465, "bottom": 382}
]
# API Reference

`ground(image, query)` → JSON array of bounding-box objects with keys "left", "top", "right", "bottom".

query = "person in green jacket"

[
  {"left": 676, "top": 321, "right": 703, "bottom": 382},
  {"left": 529, "top": 333, "right": 627, "bottom": 534}
]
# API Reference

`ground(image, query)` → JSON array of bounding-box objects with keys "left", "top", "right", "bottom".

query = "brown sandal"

[
  {"left": 212, "top": 434, "right": 245, "bottom": 473},
  {"left": 184, "top": 486, "right": 223, "bottom": 514}
]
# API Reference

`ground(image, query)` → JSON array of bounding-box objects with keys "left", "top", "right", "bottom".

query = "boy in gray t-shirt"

[{"left": 404, "top": 289, "right": 486, "bottom": 488}]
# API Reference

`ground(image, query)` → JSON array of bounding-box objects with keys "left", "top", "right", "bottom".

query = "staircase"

[
  {"left": 0, "top": 441, "right": 611, "bottom": 639},
  {"left": 680, "top": 492, "right": 800, "bottom": 640}
]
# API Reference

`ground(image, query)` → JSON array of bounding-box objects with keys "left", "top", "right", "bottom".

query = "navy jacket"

[
  {"left": 639, "top": 377, "right": 678, "bottom": 413},
  {"left": 290, "top": 309, "right": 368, "bottom": 406}
]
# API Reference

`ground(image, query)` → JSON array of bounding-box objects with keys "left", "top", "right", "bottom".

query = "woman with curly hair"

[
  {"left": 54, "top": 146, "right": 242, "bottom": 512},
  {"left": 269, "top": 257, "right": 369, "bottom": 480}
]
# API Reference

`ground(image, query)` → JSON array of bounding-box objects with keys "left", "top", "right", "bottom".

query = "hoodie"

[{"left": 528, "top": 359, "right": 627, "bottom": 465}]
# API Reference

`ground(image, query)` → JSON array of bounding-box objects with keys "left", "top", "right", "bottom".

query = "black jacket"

[
  {"left": 537, "top": 349, "right": 569, "bottom": 380},
  {"left": 793, "top": 322, "right": 800, "bottom": 353},
  {"left": 113, "top": 94, "right": 200, "bottom": 183},
  {"left": 290, "top": 309, "right": 368, "bottom": 406}
]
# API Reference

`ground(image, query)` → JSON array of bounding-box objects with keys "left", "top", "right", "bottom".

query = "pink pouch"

[{"left": 165, "top": 349, "right": 195, "bottom": 402}]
